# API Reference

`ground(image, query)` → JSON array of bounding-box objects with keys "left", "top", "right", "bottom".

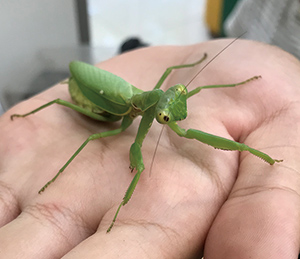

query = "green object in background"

[
  {"left": 220, "top": 0, "right": 240, "bottom": 36},
  {"left": 205, "top": 0, "right": 240, "bottom": 37}
]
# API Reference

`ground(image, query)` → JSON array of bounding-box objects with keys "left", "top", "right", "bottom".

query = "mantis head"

[{"left": 155, "top": 84, "right": 188, "bottom": 124}]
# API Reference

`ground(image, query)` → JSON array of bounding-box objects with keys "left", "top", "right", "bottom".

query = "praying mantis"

[{"left": 10, "top": 48, "right": 283, "bottom": 233}]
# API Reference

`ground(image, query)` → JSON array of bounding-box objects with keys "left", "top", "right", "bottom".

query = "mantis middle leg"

[
  {"left": 39, "top": 115, "right": 133, "bottom": 193},
  {"left": 187, "top": 76, "right": 261, "bottom": 98},
  {"left": 153, "top": 53, "right": 207, "bottom": 90}
]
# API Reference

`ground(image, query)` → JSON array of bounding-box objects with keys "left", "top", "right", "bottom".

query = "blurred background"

[{"left": 0, "top": 0, "right": 299, "bottom": 115}]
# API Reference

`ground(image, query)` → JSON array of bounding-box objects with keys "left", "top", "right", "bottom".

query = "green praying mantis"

[{"left": 10, "top": 50, "right": 282, "bottom": 233}]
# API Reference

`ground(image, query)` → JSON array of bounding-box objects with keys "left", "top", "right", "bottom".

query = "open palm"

[{"left": 0, "top": 39, "right": 299, "bottom": 258}]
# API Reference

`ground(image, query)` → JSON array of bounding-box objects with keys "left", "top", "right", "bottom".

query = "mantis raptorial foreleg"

[
  {"left": 168, "top": 122, "right": 282, "bottom": 165},
  {"left": 107, "top": 106, "right": 156, "bottom": 232},
  {"left": 106, "top": 167, "right": 142, "bottom": 233}
]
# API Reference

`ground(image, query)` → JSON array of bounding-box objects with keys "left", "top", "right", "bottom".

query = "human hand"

[{"left": 0, "top": 39, "right": 299, "bottom": 258}]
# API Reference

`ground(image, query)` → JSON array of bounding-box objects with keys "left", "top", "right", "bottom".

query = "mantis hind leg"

[
  {"left": 38, "top": 115, "right": 133, "bottom": 193},
  {"left": 153, "top": 53, "right": 207, "bottom": 90},
  {"left": 10, "top": 98, "right": 120, "bottom": 122},
  {"left": 168, "top": 122, "right": 283, "bottom": 165}
]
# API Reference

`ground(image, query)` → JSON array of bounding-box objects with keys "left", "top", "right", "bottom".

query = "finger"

[
  {"left": 0, "top": 181, "right": 20, "bottom": 226},
  {"left": 0, "top": 203, "right": 92, "bottom": 258},
  {"left": 0, "top": 104, "right": 129, "bottom": 257},
  {"left": 204, "top": 45, "right": 300, "bottom": 258}
]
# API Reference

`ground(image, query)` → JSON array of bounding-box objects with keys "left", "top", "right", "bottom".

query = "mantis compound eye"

[{"left": 156, "top": 110, "right": 170, "bottom": 124}]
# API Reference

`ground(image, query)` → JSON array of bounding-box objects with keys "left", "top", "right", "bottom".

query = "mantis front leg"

[
  {"left": 168, "top": 122, "right": 282, "bottom": 165},
  {"left": 107, "top": 106, "right": 156, "bottom": 232}
]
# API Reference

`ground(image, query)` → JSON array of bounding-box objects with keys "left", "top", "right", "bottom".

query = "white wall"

[
  {"left": 88, "top": 0, "right": 210, "bottom": 49},
  {"left": 0, "top": 0, "right": 211, "bottom": 114},
  {"left": 0, "top": 0, "right": 79, "bottom": 112}
]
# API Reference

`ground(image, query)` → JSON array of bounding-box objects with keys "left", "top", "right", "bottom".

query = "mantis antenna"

[{"left": 148, "top": 34, "right": 247, "bottom": 177}]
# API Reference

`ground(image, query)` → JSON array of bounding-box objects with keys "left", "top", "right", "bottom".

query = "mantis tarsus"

[{"left": 10, "top": 51, "right": 282, "bottom": 233}]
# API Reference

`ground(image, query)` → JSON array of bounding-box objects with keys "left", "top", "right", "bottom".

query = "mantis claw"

[{"left": 10, "top": 114, "right": 19, "bottom": 121}]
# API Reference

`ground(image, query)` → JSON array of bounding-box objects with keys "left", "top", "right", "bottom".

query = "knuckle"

[
  {"left": 0, "top": 181, "right": 21, "bottom": 224},
  {"left": 23, "top": 202, "right": 93, "bottom": 241}
]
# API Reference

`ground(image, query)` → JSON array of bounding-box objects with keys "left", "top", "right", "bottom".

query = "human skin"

[{"left": 0, "top": 39, "right": 299, "bottom": 258}]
